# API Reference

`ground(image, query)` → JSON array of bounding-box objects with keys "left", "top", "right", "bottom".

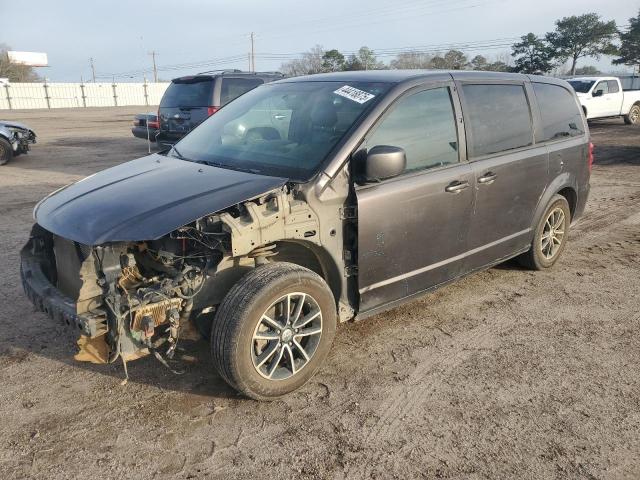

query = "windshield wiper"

[
  {"left": 169, "top": 145, "right": 188, "bottom": 160},
  {"left": 197, "top": 160, "right": 261, "bottom": 175}
]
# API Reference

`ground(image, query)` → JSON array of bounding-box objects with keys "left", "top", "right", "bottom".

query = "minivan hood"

[{"left": 34, "top": 154, "right": 287, "bottom": 245}]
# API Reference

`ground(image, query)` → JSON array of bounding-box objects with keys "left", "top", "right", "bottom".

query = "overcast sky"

[{"left": 3, "top": 0, "right": 637, "bottom": 82}]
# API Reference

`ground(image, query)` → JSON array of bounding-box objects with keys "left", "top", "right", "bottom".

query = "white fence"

[{"left": 0, "top": 82, "right": 170, "bottom": 110}]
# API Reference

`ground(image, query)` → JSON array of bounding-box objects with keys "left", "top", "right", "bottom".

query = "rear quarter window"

[
  {"left": 220, "top": 78, "right": 264, "bottom": 106},
  {"left": 461, "top": 83, "right": 533, "bottom": 157},
  {"left": 160, "top": 80, "right": 214, "bottom": 107},
  {"left": 533, "top": 83, "right": 585, "bottom": 142}
]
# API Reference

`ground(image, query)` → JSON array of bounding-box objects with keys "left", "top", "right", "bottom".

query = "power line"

[
  {"left": 95, "top": 36, "right": 523, "bottom": 79},
  {"left": 255, "top": 0, "right": 484, "bottom": 41},
  {"left": 95, "top": 19, "right": 628, "bottom": 80},
  {"left": 257, "top": 38, "right": 521, "bottom": 60},
  {"left": 259, "top": 0, "right": 500, "bottom": 42},
  {"left": 132, "top": 0, "right": 498, "bottom": 63},
  {"left": 95, "top": 54, "right": 248, "bottom": 79}
]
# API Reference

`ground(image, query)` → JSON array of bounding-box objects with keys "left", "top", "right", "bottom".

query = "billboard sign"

[{"left": 7, "top": 51, "right": 49, "bottom": 67}]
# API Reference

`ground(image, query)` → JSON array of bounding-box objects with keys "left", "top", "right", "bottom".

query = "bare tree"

[
  {"left": 344, "top": 47, "right": 385, "bottom": 71},
  {"left": 280, "top": 45, "right": 325, "bottom": 77},
  {"left": 390, "top": 51, "right": 433, "bottom": 69}
]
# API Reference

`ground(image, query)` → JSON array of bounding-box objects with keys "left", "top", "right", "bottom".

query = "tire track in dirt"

[
  {"left": 345, "top": 319, "right": 510, "bottom": 480},
  {"left": 572, "top": 192, "right": 639, "bottom": 234},
  {"left": 347, "top": 179, "right": 640, "bottom": 479}
]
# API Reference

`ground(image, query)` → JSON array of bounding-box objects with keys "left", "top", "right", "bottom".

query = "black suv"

[{"left": 157, "top": 70, "right": 283, "bottom": 147}]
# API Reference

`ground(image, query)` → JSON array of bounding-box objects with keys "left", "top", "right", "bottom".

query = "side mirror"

[
  {"left": 364, "top": 145, "right": 406, "bottom": 182},
  {"left": 593, "top": 89, "right": 604, "bottom": 97}
]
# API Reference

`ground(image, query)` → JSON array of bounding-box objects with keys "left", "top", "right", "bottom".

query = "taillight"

[
  {"left": 588, "top": 141, "right": 594, "bottom": 171},
  {"left": 207, "top": 106, "right": 220, "bottom": 116},
  {"left": 148, "top": 110, "right": 159, "bottom": 129}
]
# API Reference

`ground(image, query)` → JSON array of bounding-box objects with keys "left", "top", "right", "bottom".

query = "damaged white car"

[{"left": 0, "top": 120, "right": 37, "bottom": 165}]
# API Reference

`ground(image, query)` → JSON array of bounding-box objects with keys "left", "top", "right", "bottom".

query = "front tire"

[
  {"left": 0, "top": 137, "right": 13, "bottom": 165},
  {"left": 518, "top": 195, "right": 571, "bottom": 270},
  {"left": 211, "top": 262, "right": 337, "bottom": 400},
  {"left": 624, "top": 104, "right": 640, "bottom": 125}
]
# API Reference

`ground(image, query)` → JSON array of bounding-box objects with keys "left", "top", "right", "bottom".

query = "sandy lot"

[{"left": 0, "top": 107, "right": 639, "bottom": 479}]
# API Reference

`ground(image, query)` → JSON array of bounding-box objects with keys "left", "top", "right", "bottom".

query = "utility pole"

[
  {"left": 89, "top": 57, "right": 96, "bottom": 82},
  {"left": 148, "top": 51, "right": 158, "bottom": 82},
  {"left": 250, "top": 32, "right": 255, "bottom": 72}
]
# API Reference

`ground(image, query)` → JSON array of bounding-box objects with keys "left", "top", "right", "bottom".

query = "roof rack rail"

[
  {"left": 196, "top": 69, "right": 244, "bottom": 75},
  {"left": 195, "top": 69, "right": 285, "bottom": 76}
]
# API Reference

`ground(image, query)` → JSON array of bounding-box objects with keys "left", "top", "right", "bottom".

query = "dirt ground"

[{"left": 0, "top": 107, "right": 639, "bottom": 480}]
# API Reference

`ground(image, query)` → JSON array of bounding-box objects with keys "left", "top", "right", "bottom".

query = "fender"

[
  {"left": 529, "top": 172, "right": 577, "bottom": 242},
  {"left": 277, "top": 239, "right": 343, "bottom": 301},
  {"left": 0, "top": 125, "right": 13, "bottom": 142}
]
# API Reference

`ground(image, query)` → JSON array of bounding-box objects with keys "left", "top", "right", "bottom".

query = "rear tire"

[
  {"left": 518, "top": 195, "right": 571, "bottom": 270},
  {"left": 624, "top": 104, "right": 640, "bottom": 125},
  {"left": 0, "top": 137, "right": 13, "bottom": 166},
  {"left": 211, "top": 262, "right": 337, "bottom": 400}
]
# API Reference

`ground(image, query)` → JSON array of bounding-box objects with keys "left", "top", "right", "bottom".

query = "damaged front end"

[
  {"left": 21, "top": 223, "right": 218, "bottom": 367},
  {"left": 0, "top": 120, "right": 37, "bottom": 156},
  {"left": 20, "top": 186, "right": 321, "bottom": 372}
]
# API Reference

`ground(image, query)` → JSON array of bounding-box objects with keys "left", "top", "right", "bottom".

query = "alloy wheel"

[
  {"left": 540, "top": 207, "right": 566, "bottom": 260},
  {"left": 251, "top": 292, "right": 323, "bottom": 380}
]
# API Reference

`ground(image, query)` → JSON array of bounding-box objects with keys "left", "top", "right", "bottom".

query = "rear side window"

[
  {"left": 220, "top": 78, "right": 264, "bottom": 106},
  {"left": 160, "top": 80, "right": 214, "bottom": 107},
  {"left": 607, "top": 80, "right": 620, "bottom": 93},
  {"left": 366, "top": 87, "right": 459, "bottom": 173},
  {"left": 533, "top": 83, "right": 585, "bottom": 142},
  {"left": 461, "top": 84, "right": 532, "bottom": 157}
]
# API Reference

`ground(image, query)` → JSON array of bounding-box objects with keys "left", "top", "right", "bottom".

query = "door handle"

[
  {"left": 445, "top": 180, "right": 470, "bottom": 193},
  {"left": 478, "top": 172, "right": 497, "bottom": 184},
  {"left": 273, "top": 114, "right": 286, "bottom": 120}
]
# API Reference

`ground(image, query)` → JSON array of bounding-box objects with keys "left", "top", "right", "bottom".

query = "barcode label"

[{"left": 333, "top": 85, "right": 376, "bottom": 104}]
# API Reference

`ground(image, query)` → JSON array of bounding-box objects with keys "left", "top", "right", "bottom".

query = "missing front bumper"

[{"left": 20, "top": 243, "right": 108, "bottom": 339}]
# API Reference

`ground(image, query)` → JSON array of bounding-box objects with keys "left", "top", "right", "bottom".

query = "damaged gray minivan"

[{"left": 21, "top": 71, "right": 591, "bottom": 399}]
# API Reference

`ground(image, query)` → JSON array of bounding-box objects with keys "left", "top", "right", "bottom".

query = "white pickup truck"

[{"left": 568, "top": 76, "right": 640, "bottom": 124}]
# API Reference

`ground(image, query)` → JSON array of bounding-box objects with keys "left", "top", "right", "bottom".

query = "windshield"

[
  {"left": 568, "top": 80, "right": 595, "bottom": 94},
  {"left": 173, "top": 81, "right": 391, "bottom": 180}
]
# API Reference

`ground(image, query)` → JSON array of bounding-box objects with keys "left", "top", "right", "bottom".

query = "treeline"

[{"left": 281, "top": 10, "right": 640, "bottom": 76}]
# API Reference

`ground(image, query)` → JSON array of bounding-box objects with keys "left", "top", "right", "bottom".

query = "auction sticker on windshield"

[{"left": 334, "top": 85, "right": 376, "bottom": 104}]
